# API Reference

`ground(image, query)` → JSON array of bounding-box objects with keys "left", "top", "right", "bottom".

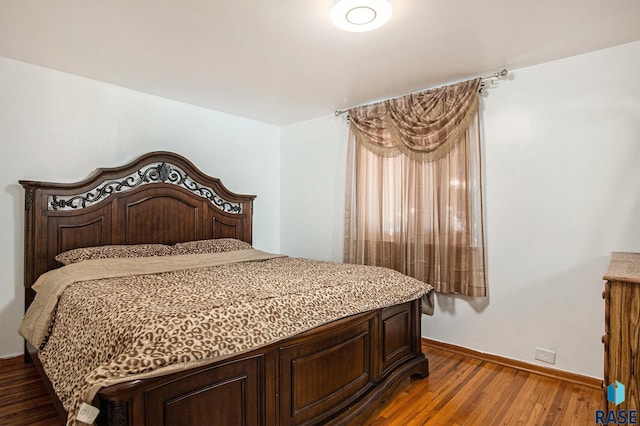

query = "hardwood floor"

[
  {"left": 0, "top": 356, "right": 58, "bottom": 426},
  {"left": 366, "top": 344, "right": 605, "bottom": 426},
  {"left": 0, "top": 343, "right": 605, "bottom": 425}
]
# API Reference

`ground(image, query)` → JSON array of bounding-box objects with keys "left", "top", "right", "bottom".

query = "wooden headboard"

[{"left": 20, "top": 151, "right": 255, "bottom": 310}]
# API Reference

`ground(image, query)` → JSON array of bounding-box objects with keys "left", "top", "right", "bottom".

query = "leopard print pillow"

[
  {"left": 55, "top": 244, "right": 174, "bottom": 265},
  {"left": 172, "top": 238, "right": 252, "bottom": 255}
]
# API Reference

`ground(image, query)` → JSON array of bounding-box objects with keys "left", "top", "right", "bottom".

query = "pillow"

[
  {"left": 172, "top": 238, "right": 252, "bottom": 255},
  {"left": 55, "top": 244, "right": 174, "bottom": 265}
]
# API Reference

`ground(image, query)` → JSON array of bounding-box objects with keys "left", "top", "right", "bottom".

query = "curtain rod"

[{"left": 334, "top": 69, "right": 509, "bottom": 119}]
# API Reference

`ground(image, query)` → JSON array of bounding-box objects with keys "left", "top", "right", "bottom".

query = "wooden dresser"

[{"left": 603, "top": 252, "right": 640, "bottom": 411}]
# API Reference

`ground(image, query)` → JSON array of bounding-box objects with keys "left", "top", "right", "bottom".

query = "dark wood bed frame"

[{"left": 20, "top": 151, "right": 428, "bottom": 425}]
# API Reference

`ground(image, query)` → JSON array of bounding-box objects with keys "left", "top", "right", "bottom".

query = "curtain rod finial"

[
  {"left": 479, "top": 68, "right": 510, "bottom": 95},
  {"left": 335, "top": 110, "right": 351, "bottom": 124}
]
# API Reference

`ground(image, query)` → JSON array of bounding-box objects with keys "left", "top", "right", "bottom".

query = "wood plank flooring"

[
  {"left": 0, "top": 355, "right": 58, "bottom": 425},
  {"left": 366, "top": 344, "right": 605, "bottom": 425},
  {"left": 0, "top": 343, "right": 605, "bottom": 425}
]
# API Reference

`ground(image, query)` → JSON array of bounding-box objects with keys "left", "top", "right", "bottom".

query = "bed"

[{"left": 19, "top": 151, "right": 431, "bottom": 426}]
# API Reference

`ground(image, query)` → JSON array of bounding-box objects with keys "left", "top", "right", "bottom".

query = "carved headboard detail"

[{"left": 20, "top": 151, "right": 256, "bottom": 310}]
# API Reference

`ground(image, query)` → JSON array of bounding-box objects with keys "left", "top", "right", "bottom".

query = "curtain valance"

[{"left": 348, "top": 78, "right": 482, "bottom": 162}]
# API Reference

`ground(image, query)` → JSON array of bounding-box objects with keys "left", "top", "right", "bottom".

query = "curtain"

[{"left": 344, "top": 78, "right": 486, "bottom": 296}]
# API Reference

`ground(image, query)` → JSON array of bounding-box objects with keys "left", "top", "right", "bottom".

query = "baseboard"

[
  {"left": 422, "top": 338, "right": 603, "bottom": 390},
  {"left": 0, "top": 353, "right": 22, "bottom": 360}
]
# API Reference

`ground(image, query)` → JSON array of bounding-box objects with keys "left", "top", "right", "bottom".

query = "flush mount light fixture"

[{"left": 331, "top": 0, "right": 392, "bottom": 32}]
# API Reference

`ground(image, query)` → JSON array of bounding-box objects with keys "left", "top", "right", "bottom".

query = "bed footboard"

[{"left": 95, "top": 299, "right": 427, "bottom": 425}]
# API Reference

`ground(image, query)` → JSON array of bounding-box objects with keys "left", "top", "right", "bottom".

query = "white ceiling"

[{"left": 1, "top": 0, "right": 640, "bottom": 126}]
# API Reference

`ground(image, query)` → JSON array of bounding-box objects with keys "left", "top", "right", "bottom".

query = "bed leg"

[{"left": 411, "top": 355, "right": 429, "bottom": 379}]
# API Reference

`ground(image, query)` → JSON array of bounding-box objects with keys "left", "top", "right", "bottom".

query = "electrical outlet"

[{"left": 534, "top": 347, "right": 556, "bottom": 364}]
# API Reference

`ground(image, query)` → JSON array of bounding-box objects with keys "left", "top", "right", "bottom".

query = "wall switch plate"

[{"left": 534, "top": 347, "right": 556, "bottom": 364}]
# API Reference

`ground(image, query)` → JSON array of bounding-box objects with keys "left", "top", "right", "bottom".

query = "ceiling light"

[{"left": 331, "top": 0, "right": 392, "bottom": 32}]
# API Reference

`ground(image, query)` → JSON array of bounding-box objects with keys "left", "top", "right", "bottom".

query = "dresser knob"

[
  {"left": 602, "top": 290, "right": 606, "bottom": 299},
  {"left": 601, "top": 334, "right": 608, "bottom": 344}
]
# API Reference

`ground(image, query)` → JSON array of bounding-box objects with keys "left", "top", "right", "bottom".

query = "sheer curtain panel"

[{"left": 344, "top": 78, "right": 487, "bottom": 297}]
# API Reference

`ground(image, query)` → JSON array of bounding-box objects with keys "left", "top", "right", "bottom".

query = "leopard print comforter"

[{"left": 28, "top": 251, "right": 433, "bottom": 425}]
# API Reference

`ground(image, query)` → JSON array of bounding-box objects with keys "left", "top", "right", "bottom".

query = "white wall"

[
  {"left": 0, "top": 57, "right": 280, "bottom": 358},
  {"left": 280, "top": 115, "right": 348, "bottom": 261},
  {"left": 428, "top": 40, "right": 640, "bottom": 379},
  {"left": 280, "top": 40, "right": 640, "bottom": 378}
]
